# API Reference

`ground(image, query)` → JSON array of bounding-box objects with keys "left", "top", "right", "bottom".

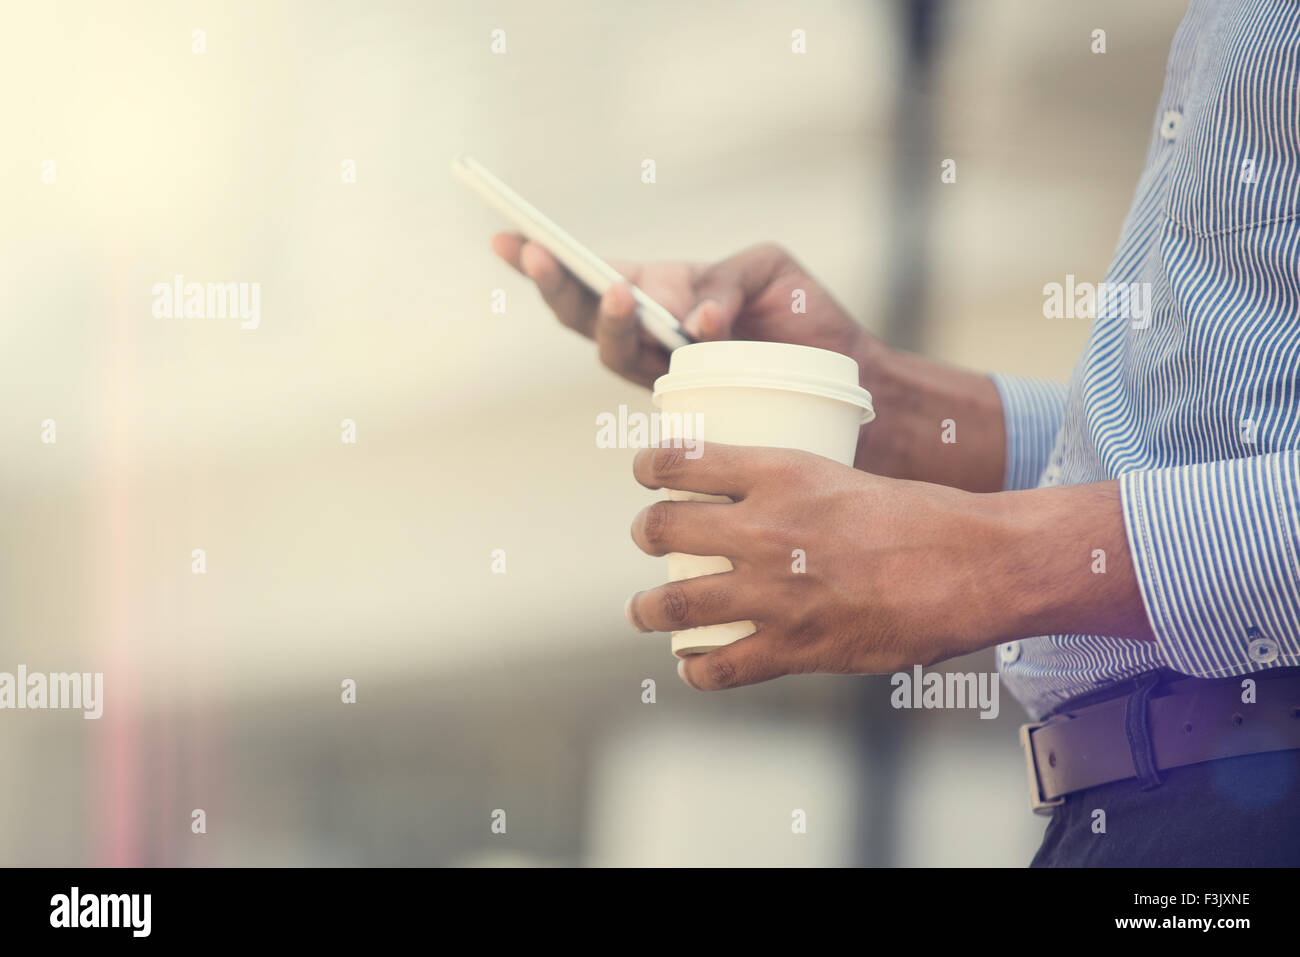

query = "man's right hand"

[
  {"left": 491, "top": 233, "right": 1009, "bottom": 493},
  {"left": 490, "top": 235, "right": 872, "bottom": 390}
]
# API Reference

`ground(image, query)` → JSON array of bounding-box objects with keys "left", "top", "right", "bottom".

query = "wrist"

[
  {"left": 850, "top": 339, "right": 1006, "bottom": 492},
  {"left": 850, "top": 330, "right": 891, "bottom": 386},
  {"left": 970, "top": 483, "right": 1156, "bottom": 649},
  {"left": 851, "top": 338, "right": 910, "bottom": 476},
  {"left": 938, "top": 488, "right": 1037, "bottom": 653}
]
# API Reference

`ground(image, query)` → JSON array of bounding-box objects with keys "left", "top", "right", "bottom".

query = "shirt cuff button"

[
  {"left": 1160, "top": 109, "right": 1183, "bottom": 141},
  {"left": 1248, "top": 635, "right": 1279, "bottom": 664}
]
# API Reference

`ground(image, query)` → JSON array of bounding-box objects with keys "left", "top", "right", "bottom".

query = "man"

[{"left": 492, "top": 0, "right": 1300, "bottom": 866}]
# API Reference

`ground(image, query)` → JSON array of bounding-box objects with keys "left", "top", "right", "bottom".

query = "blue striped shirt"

[{"left": 990, "top": 0, "right": 1300, "bottom": 720}]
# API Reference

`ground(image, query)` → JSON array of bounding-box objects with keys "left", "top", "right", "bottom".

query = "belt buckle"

[{"left": 1019, "top": 721, "right": 1065, "bottom": 816}]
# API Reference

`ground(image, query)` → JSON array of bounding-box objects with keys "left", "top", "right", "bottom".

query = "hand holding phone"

[{"left": 453, "top": 155, "right": 692, "bottom": 351}]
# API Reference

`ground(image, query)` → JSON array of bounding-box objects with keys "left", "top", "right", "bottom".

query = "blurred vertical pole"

[
  {"left": 852, "top": 0, "right": 946, "bottom": 867},
  {"left": 93, "top": 250, "right": 142, "bottom": 866},
  {"left": 883, "top": 0, "right": 944, "bottom": 353}
]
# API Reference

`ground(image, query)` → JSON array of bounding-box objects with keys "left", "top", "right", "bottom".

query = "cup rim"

[{"left": 652, "top": 369, "right": 875, "bottom": 424}]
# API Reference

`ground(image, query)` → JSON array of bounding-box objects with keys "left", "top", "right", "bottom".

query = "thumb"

[
  {"left": 681, "top": 287, "right": 743, "bottom": 341},
  {"left": 680, "top": 243, "right": 790, "bottom": 341}
]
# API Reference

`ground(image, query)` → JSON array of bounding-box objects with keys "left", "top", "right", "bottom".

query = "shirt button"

[
  {"left": 999, "top": 641, "right": 1021, "bottom": 665},
  {"left": 1248, "top": 635, "right": 1279, "bottom": 664},
  {"left": 1160, "top": 109, "right": 1182, "bottom": 141}
]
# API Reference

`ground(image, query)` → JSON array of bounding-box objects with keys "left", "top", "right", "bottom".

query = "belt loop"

[{"left": 1124, "top": 672, "right": 1164, "bottom": 790}]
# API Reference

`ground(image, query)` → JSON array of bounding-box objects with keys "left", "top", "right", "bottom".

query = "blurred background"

[{"left": 0, "top": 0, "right": 1185, "bottom": 866}]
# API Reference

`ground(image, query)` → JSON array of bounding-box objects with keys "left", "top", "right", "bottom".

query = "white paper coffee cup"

[{"left": 650, "top": 341, "right": 874, "bottom": 657}]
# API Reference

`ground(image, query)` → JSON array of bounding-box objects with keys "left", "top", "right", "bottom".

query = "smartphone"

[{"left": 451, "top": 155, "right": 693, "bottom": 351}]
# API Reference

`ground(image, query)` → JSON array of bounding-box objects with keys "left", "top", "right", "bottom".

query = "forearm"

[{"left": 853, "top": 339, "right": 1007, "bottom": 493}]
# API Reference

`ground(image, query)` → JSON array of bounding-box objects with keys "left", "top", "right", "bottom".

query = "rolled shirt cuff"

[
  {"left": 988, "top": 373, "right": 1068, "bottom": 491},
  {"left": 1120, "top": 451, "right": 1300, "bottom": 677}
]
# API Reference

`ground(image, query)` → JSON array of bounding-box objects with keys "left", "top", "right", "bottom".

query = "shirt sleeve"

[
  {"left": 1121, "top": 451, "right": 1300, "bottom": 677},
  {"left": 988, "top": 373, "right": 1068, "bottom": 491}
]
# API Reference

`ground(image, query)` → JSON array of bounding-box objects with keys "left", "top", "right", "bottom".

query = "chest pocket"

[{"left": 1164, "top": 6, "right": 1300, "bottom": 238}]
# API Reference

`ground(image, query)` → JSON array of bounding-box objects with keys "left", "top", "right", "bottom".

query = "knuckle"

[
  {"left": 732, "top": 501, "right": 772, "bottom": 544},
  {"left": 752, "top": 241, "right": 792, "bottom": 272},
  {"left": 533, "top": 270, "right": 562, "bottom": 298},
  {"left": 786, "top": 614, "right": 820, "bottom": 649},
  {"left": 640, "top": 501, "right": 674, "bottom": 552},
  {"left": 705, "top": 655, "right": 739, "bottom": 689},
  {"left": 554, "top": 310, "right": 585, "bottom": 334},
  {"left": 659, "top": 582, "right": 690, "bottom": 626},
  {"left": 597, "top": 338, "right": 624, "bottom": 371},
  {"left": 736, "top": 510, "right": 791, "bottom": 560},
  {"left": 649, "top": 444, "right": 687, "bottom": 485},
  {"left": 764, "top": 448, "right": 810, "bottom": 484}
]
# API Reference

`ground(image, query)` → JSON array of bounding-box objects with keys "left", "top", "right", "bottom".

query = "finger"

[
  {"left": 606, "top": 259, "right": 643, "bottom": 286},
  {"left": 495, "top": 233, "right": 643, "bottom": 289},
  {"left": 676, "top": 632, "right": 791, "bottom": 691},
  {"left": 519, "top": 241, "right": 599, "bottom": 336},
  {"left": 627, "top": 261, "right": 698, "bottom": 320},
  {"left": 681, "top": 295, "right": 738, "bottom": 342},
  {"left": 625, "top": 574, "right": 764, "bottom": 633},
  {"left": 629, "top": 500, "right": 740, "bottom": 558},
  {"left": 629, "top": 333, "right": 671, "bottom": 386},
  {"left": 595, "top": 282, "right": 650, "bottom": 377},
  {"left": 490, "top": 232, "right": 527, "bottom": 271},
  {"left": 681, "top": 244, "right": 791, "bottom": 340},
  {"left": 632, "top": 442, "right": 768, "bottom": 498}
]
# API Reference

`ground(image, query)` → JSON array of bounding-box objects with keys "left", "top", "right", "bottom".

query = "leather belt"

[{"left": 1020, "top": 671, "right": 1300, "bottom": 814}]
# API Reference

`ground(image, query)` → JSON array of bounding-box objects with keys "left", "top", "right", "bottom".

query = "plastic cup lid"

[{"left": 652, "top": 341, "right": 875, "bottom": 424}]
